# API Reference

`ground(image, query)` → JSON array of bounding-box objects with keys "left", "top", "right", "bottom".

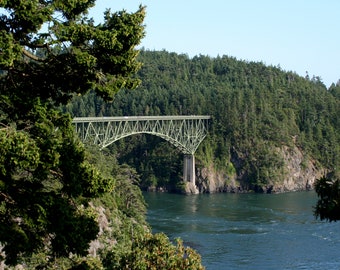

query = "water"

[{"left": 143, "top": 191, "right": 340, "bottom": 270}]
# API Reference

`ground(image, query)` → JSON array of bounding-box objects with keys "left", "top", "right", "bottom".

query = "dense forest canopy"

[{"left": 65, "top": 50, "right": 340, "bottom": 192}]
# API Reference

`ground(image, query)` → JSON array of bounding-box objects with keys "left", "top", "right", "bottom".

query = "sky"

[{"left": 89, "top": 0, "right": 340, "bottom": 87}]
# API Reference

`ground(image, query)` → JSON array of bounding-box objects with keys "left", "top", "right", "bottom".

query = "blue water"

[{"left": 143, "top": 191, "right": 340, "bottom": 270}]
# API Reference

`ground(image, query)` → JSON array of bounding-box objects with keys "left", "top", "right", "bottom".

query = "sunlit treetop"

[{"left": 0, "top": 0, "right": 145, "bottom": 111}]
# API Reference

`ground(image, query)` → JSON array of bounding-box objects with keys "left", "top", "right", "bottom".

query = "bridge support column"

[{"left": 183, "top": 154, "right": 195, "bottom": 185}]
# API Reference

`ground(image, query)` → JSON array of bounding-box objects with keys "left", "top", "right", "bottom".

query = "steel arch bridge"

[{"left": 72, "top": 115, "right": 211, "bottom": 185}]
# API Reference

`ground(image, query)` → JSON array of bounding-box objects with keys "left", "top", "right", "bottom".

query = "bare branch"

[{"left": 22, "top": 48, "right": 44, "bottom": 62}]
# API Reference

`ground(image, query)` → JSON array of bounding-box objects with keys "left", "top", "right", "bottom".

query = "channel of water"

[{"left": 143, "top": 191, "right": 340, "bottom": 270}]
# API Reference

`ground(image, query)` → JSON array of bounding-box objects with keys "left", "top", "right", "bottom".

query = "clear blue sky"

[{"left": 89, "top": 0, "right": 340, "bottom": 87}]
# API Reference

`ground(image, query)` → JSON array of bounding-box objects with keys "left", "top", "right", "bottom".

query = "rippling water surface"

[{"left": 143, "top": 191, "right": 340, "bottom": 270}]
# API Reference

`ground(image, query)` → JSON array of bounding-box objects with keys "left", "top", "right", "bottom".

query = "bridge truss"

[
  {"left": 72, "top": 115, "right": 210, "bottom": 155},
  {"left": 72, "top": 115, "right": 210, "bottom": 186}
]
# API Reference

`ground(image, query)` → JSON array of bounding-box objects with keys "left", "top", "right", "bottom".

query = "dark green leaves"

[
  {"left": 53, "top": 0, "right": 96, "bottom": 20},
  {"left": 0, "top": 126, "right": 40, "bottom": 176},
  {"left": 0, "top": 106, "right": 114, "bottom": 265},
  {"left": 0, "top": 31, "right": 22, "bottom": 67},
  {"left": 314, "top": 175, "right": 340, "bottom": 222},
  {"left": 0, "top": 0, "right": 145, "bottom": 264},
  {"left": 0, "top": 2, "right": 145, "bottom": 107}
]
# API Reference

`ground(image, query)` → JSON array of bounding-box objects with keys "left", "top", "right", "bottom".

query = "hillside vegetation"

[
  {"left": 0, "top": 0, "right": 205, "bottom": 267},
  {"left": 65, "top": 50, "right": 340, "bottom": 193}
]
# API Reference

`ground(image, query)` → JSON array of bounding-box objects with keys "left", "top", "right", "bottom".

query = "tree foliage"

[
  {"left": 65, "top": 50, "right": 340, "bottom": 192},
  {"left": 0, "top": 0, "right": 146, "bottom": 266},
  {"left": 117, "top": 233, "right": 205, "bottom": 270},
  {"left": 314, "top": 173, "right": 340, "bottom": 222},
  {"left": 78, "top": 147, "right": 205, "bottom": 270},
  {"left": 0, "top": 108, "right": 112, "bottom": 265},
  {"left": 0, "top": 1, "right": 145, "bottom": 108}
]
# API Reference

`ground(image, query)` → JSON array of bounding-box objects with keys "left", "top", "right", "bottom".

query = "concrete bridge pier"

[{"left": 183, "top": 154, "right": 195, "bottom": 185}]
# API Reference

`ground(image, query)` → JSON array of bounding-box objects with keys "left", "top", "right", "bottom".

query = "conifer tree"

[{"left": 0, "top": 0, "right": 145, "bottom": 265}]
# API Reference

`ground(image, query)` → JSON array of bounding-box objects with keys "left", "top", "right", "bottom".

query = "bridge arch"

[
  {"left": 73, "top": 115, "right": 210, "bottom": 185},
  {"left": 107, "top": 131, "right": 193, "bottom": 155}
]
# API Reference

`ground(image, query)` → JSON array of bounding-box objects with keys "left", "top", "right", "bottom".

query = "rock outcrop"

[
  {"left": 195, "top": 145, "right": 324, "bottom": 194},
  {"left": 271, "top": 145, "right": 323, "bottom": 192},
  {"left": 195, "top": 164, "right": 239, "bottom": 193}
]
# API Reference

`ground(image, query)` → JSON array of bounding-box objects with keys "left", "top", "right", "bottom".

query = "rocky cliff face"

[
  {"left": 195, "top": 145, "right": 324, "bottom": 194},
  {"left": 272, "top": 145, "right": 322, "bottom": 192},
  {"left": 194, "top": 164, "right": 238, "bottom": 193}
]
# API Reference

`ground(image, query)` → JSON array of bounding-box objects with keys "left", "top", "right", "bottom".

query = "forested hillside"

[{"left": 64, "top": 50, "right": 340, "bottom": 193}]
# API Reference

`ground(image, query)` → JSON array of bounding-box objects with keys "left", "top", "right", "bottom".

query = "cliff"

[{"left": 195, "top": 145, "right": 324, "bottom": 194}]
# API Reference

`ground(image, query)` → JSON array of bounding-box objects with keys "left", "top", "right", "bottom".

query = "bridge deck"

[{"left": 73, "top": 115, "right": 211, "bottom": 122}]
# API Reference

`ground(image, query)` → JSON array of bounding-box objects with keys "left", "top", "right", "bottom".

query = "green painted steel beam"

[{"left": 72, "top": 115, "right": 211, "bottom": 154}]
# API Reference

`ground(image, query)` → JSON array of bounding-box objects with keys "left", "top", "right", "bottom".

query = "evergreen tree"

[
  {"left": 314, "top": 173, "right": 340, "bottom": 222},
  {"left": 64, "top": 50, "right": 340, "bottom": 192},
  {"left": 0, "top": 0, "right": 145, "bottom": 266}
]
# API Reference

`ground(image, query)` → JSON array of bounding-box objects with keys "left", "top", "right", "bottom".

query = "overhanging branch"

[{"left": 22, "top": 48, "right": 44, "bottom": 62}]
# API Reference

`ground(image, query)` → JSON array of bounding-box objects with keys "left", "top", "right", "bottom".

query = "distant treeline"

[{"left": 63, "top": 50, "right": 340, "bottom": 191}]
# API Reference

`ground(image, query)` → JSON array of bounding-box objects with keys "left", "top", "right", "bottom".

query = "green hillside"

[{"left": 65, "top": 50, "right": 340, "bottom": 192}]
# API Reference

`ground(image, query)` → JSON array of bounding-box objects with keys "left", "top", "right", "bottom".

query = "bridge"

[{"left": 72, "top": 115, "right": 211, "bottom": 185}]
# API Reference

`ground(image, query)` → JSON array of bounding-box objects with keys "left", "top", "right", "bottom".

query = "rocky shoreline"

[{"left": 185, "top": 145, "right": 324, "bottom": 194}]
